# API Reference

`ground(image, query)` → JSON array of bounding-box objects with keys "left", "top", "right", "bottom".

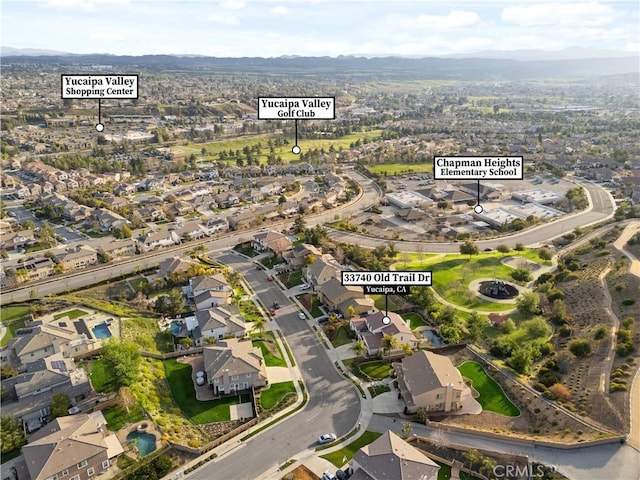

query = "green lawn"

[
  {"left": 240, "top": 299, "right": 264, "bottom": 322},
  {"left": 0, "top": 305, "right": 31, "bottom": 324},
  {"left": 331, "top": 324, "right": 353, "bottom": 348},
  {"left": 360, "top": 361, "right": 393, "bottom": 379},
  {"left": 371, "top": 294, "right": 399, "bottom": 312},
  {"left": 404, "top": 253, "right": 539, "bottom": 311},
  {"left": 310, "top": 296, "right": 324, "bottom": 317},
  {"left": 402, "top": 312, "right": 428, "bottom": 330},
  {"left": 260, "top": 381, "right": 296, "bottom": 410},
  {"left": 89, "top": 358, "right": 117, "bottom": 393},
  {"left": 103, "top": 405, "right": 146, "bottom": 431},
  {"left": 252, "top": 338, "right": 286, "bottom": 367},
  {"left": 321, "top": 431, "right": 383, "bottom": 467},
  {"left": 164, "top": 359, "right": 251, "bottom": 424},
  {"left": 279, "top": 271, "right": 303, "bottom": 288},
  {"left": 457, "top": 361, "right": 520, "bottom": 416},
  {"left": 367, "top": 163, "right": 433, "bottom": 176},
  {"left": 0, "top": 305, "right": 32, "bottom": 346},
  {"left": 54, "top": 308, "right": 88, "bottom": 320}
]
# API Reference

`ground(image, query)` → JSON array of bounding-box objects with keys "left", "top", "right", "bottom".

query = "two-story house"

[
  {"left": 203, "top": 338, "right": 267, "bottom": 395},
  {"left": 317, "top": 278, "right": 375, "bottom": 318},
  {"left": 350, "top": 311, "right": 417, "bottom": 357},
  {"left": 58, "top": 247, "right": 98, "bottom": 272},
  {"left": 191, "top": 307, "right": 245, "bottom": 344}
]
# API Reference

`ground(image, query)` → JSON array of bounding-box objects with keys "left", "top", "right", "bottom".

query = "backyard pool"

[
  {"left": 170, "top": 321, "right": 183, "bottom": 335},
  {"left": 92, "top": 323, "right": 112, "bottom": 339},
  {"left": 126, "top": 431, "right": 157, "bottom": 457},
  {"left": 422, "top": 329, "right": 443, "bottom": 347}
]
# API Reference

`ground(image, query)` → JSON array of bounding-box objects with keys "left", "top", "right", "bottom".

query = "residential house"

[
  {"left": 228, "top": 209, "right": 261, "bottom": 230},
  {"left": 186, "top": 274, "right": 231, "bottom": 310},
  {"left": 1, "top": 353, "right": 92, "bottom": 431},
  {"left": 96, "top": 238, "right": 137, "bottom": 258},
  {"left": 21, "top": 411, "right": 124, "bottom": 480},
  {"left": 92, "top": 208, "right": 128, "bottom": 232},
  {"left": 394, "top": 350, "right": 465, "bottom": 414},
  {"left": 317, "top": 278, "right": 375, "bottom": 318},
  {"left": 58, "top": 246, "right": 98, "bottom": 272},
  {"left": 191, "top": 307, "right": 245, "bottom": 344},
  {"left": 279, "top": 201, "right": 299, "bottom": 217},
  {"left": 156, "top": 255, "right": 196, "bottom": 280},
  {"left": 214, "top": 191, "right": 240, "bottom": 208},
  {"left": 201, "top": 217, "right": 229, "bottom": 235},
  {"left": 283, "top": 243, "right": 322, "bottom": 270},
  {"left": 0, "top": 229, "right": 36, "bottom": 251},
  {"left": 16, "top": 257, "right": 55, "bottom": 282},
  {"left": 350, "top": 311, "right": 417, "bottom": 357},
  {"left": 350, "top": 430, "right": 440, "bottom": 480},
  {"left": 304, "top": 254, "right": 342, "bottom": 289},
  {"left": 252, "top": 230, "right": 293, "bottom": 255},
  {"left": 203, "top": 338, "right": 267, "bottom": 395},
  {"left": 174, "top": 221, "right": 207, "bottom": 241},
  {"left": 141, "top": 229, "right": 180, "bottom": 252}
]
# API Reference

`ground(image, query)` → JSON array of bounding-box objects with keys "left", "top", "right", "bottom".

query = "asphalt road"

[{"left": 185, "top": 253, "right": 360, "bottom": 479}]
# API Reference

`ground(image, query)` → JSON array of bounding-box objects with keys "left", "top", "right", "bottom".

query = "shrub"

[
  {"left": 594, "top": 326, "right": 607, "bottom": 340},
  {"left": 621, "top": 317, "right": 635, "bottom": 329},
  {"left": 616, "top": 342, "right": 636, "bottom": 357},
  {"left": 559, "top": 325, "right": 572, "bottom": 337},
  {"left": 622, "top": 299, "right": 635, "bottom": 306},
  {"left": 538, "top": 371, "right": 561, "bottom": 387},
  {"left": 610, "top": 382, "right": 627, "bottom": 392},
  {"left": 569, "top": 339, "right": 591, "bottom": 358},
  {"left": 548, "top": 383, "right": 571, "bottom": 402},
  {"left": 511, "top": 268, "right": 533, "bottom": 282}
]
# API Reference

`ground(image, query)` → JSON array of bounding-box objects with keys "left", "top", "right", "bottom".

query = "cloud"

[
  {"left": 270, "top": 6, "right": 288, "bottom": 15},
  {"left": 89, "top": 32, "right": 125, "bottom": 42},
  {"left": 221, "top": 0, "right": 245, "bottom": 10},
  {"left": 206, "top": 13, "right": 239, "bottom": 25},
  {"left": 502, "top": 2, "right": 616, "bottom": 27},
  {"left": 414, "top": 10, "right": 481, "bottom": 30},
  {"left": 43, "top": 0, "right": 129, "bottom": 9}
]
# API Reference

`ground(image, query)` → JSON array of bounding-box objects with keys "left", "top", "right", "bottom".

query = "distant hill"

[
  {"left": 1, "top": 52, "right": 637, "bottom": 81},
  {"left": 444, "top": 46, "right": 637, "bottom": 61},
  {"left": 1, "top": 46, "right": 73, "bottom": 56}
]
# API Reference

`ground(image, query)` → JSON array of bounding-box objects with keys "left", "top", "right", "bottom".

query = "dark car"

[
  {"left": 272, "top": 301, "right": 280, "bottom": 309},
  {"left": 317, "top": 315, "right": 329, "bottom": 324}
]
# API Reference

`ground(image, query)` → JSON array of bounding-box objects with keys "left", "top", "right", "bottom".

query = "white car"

[
  {"left": 318, "top": 433, "right": 337, "bottom": 444},
  {"left": 298, "top": 312, "right": 306, "bottom": 320},
  {"left": 322, "top": 472, "right": 337, "bottom": 480},
  {"left": 300, "top": 283, "right": 312, "bottom": 290}
]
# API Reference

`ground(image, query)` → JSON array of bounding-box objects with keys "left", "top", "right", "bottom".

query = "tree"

[
  {"left": 466, "top": 311, "right": 485, "bottom": 342},
  {"left": 548, "top": 383, "right": 571, "bottom": 402},
  {"left": 569, "top": 339, "right": 592, "bottom": 358},
  {"left": 510, "top": 267, "right": 532, "bottom": 282},
  {"left": 293, "top": 215, "right": 307, "bottom": 234},
  {"left": 400, "top": 422, "right": 413, "bottom": 439},
  {"left": 459, "top": 239, "right": 479, "bottom": 258},
  {"left": 253, "top": 316, "right": 266, "bottom": 335},
  {"left": 102, "top": 341, "right": 141, "bottom": 388},
  {"left": 514, "top": 242, "right": 525, "bottom": 251},
  {"left": 401, "top": 343, "right": 414, "bottom": 356},
  {"left": 50, "top": 393, "right": 71, "bottom": 419},
  {"left": 538, "top": 247, "right": 553, "bottom": 261},
  {"left": 500, "top": 318, "right": 516, "bottom": 334},
  {"left": 346, "top": 305, "right": 356, "bottom": 320},
  {"left": 496, "top": 244, "right": 511, "bottom": 255},
  {"left": 380, "top": 333, "right": 399, "bottom": 358},
  {"left": 1, "top": 415, "right": 26, "bottom": 454},
  {"left": 508, "top": 346, "right": 533, "bottom": 374},
  {"left": 179, "top": 337, "right": 194, "bottom": 349},
  {"left": 523, "top": 317, "right": 551, "bottom": 339},
  {"left": 118, "top": 386, "right": 137, "bottom": 413},
  {"left": 516, "top": 292, "right": 539, "bottom": 317},
  {"left": 350, "top": 340, "right": 366, "bottom": 362}
]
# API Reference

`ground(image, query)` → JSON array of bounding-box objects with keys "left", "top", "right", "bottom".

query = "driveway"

[
  {"left": 266, "top": 366, "right": 293, "bottom": 383},
  {"left": 372, "top": 391, "right": 405, "bottom": 414}
]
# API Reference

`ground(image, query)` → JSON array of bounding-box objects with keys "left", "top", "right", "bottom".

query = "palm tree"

[
  {"left": 253, "top": 316, "right": 266, "bottom": 336},
  {"left": 350, "top": 340, "right": 366, "bottom": 363},
  {"left": 380, "top": 334, "right": 399, "bottom": 359}
]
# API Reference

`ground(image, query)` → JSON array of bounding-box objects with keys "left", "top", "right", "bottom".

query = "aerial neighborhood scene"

[{"left": 1, "top": 1, "right": 639, "bottom": 479}]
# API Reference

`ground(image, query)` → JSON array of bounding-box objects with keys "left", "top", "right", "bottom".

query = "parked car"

[
  {"left": 298, "top": 312, "right": 305, "bottom": 320},
  {"left": 300, "top": 283, "right": 311, "bottom": 290},
  {"left": 269, "top": 308, "right": 276, "bottom": 316},
  {"left": 267, "top": 275, "right": 274, "bottom": 281},
  {"left": 272, "top": 301, "right": 280, "bottom": 309},
  {"left": 322, "top": 472, "right": 337, "bottom": 480},
  {"left": 336, "top": 469, "right": 350, "bottom": 480},
  {"left": 317, "top": 315, "right": 329, "bottom": 324},
  {"left": 318, "top": 433, "right": 337, "bottom": 444}
]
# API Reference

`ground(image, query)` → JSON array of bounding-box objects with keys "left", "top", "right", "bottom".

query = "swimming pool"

[
  {"left": 170, "top": 321, "right": 183, "bottom": 335},
  {"left": 92, "top": 323, "right": 112, "bottom": 339},
  {"left": 126, "top": 431, "right": 157, "bottom": 457}
]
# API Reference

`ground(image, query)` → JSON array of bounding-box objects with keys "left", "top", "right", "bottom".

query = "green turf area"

[
  {"left": 164, "top": 359, "right": 250, "bottom": 424},
  {"left": 0, "top": 305, "right": 31, "bottom": 324},
  {"left": 371, "top": 294, "right": 400, "bottom": 312},
  {"left": 320, "top": 431, "right": 383, "bottom": 467},
  {"left": 0, "top": 319, "right": 26, "bottom": 347},
  {"left": 252, "top": 338, "right": 286, "bottom": 367},
  {"left": 103, "top": 405, "right": 146, "bottom": 431},
  {"left": 404, "top": 252, "right": 546, "bottom": 311},
  {"left": 89, "top": 358, "right": 117, "bottom": 393},
  {"left": 366, "top": 163, "right": 433, "bottom": 176},
  {"left": 359, "top": 361, "right": 393, "bottom": 379},
  {"left": 457, "top": 361, "right": 520, "bottom": 416},
  {"left": 260, "top": 381, "right": 296, "bottom": 410},
  {"left": 54, "top": 309, "right": 88, "bottom": 320},
  {"left": 330, "top": 323, "right": 353, "bottom": 348},
  {"left": 174, "top": 129, "right": 383, "bottom": 165},
  {"left": 279, "top": 270, "right": 303, "bottom": 288},
  {"left": 402, "top": 312, "right": 428, "bottom": 330}
]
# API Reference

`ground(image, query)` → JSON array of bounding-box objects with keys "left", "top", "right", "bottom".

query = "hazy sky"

[{"left": 3, "top": 0, "right": 639, "bottom": 57}]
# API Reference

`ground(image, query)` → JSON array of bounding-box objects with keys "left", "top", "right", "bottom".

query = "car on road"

[
  {"left": 272, "top": 301, "right": 280, "bottom": 309},
  {"left": 267, "top": 275, "right": 274, "bottom": 281},
  {"left": 300, "top": 283, "right": 311, "bottom": 290},
  {"left": 318, "top": 433, "right": 336, "bottom": 444},
  {"left": 298, "top": 312, "right": 305, "bottom": 320},
  {"left": 269, "top": 308, "right": 276, "bottom": 316}
]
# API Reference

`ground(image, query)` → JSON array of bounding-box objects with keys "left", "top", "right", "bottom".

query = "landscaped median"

[{"left": 320, "top": 431, "right": 382, "bottom": 467}]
